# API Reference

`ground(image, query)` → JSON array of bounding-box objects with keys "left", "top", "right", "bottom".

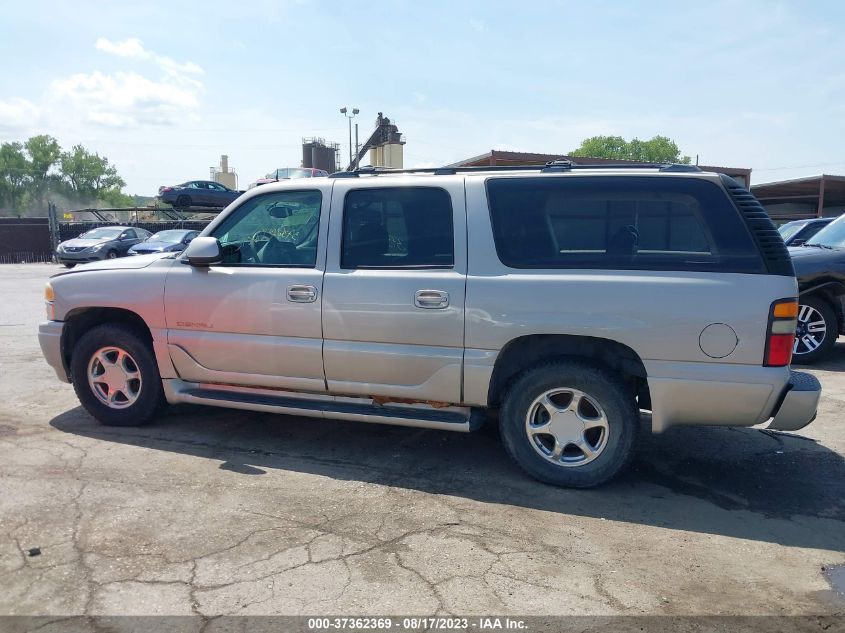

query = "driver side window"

[{"left": 211, "top": 190, "right": 322, "bottom": 267}]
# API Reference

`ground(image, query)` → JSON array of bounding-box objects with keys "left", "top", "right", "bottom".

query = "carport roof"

[{"left": 751, "top": 174, "right": 845, "bottom": 205}]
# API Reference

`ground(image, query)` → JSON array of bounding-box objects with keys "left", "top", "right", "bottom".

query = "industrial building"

[{"left": 210, "top": 155, "right": 238, "bottom": 190}]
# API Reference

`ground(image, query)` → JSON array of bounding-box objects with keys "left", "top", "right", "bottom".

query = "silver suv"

[{"left": 38, "top": 163, "right": 822, "bottom": 487}]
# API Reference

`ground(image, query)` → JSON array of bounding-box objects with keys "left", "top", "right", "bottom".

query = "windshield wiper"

[{"left": 805, "top": 243, "right": 833, "bottom": 249}]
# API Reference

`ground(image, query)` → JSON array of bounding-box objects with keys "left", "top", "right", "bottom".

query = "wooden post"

[{"left": 817, "top": 177, "right": 826, "bottom": 217}]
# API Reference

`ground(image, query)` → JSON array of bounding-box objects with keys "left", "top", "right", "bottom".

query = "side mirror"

[
  {"left": 184, "top": 236, "right": 194, "bottom": 245},
  {"left": 184, "top": 237, "right": 222, "bottom": 266}
]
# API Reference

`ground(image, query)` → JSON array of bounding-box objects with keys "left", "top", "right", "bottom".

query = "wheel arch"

[
  {"left": 799, "top": 280, "right": 845, "bottom": 332},
  {"left": 62, "top": 307, "right": 154, "bottom": 377},
  {"left": 487, "top": 334, "right": 649, "bottom": 408}
]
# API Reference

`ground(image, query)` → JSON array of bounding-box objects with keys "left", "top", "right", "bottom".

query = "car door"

[
  {"left": 164, "top": 184, "right": 331, "bottom": 391},
  {"left": 322, "top": 178, "right": 467, "bottom": 404},
  {"left": 117, "top": 228, "right": 139, "bottom": 254},
  {"left": 191, "top": 182, "right": 210, "bottom": 206},
  {"left": 206, "top": 182, "right": 226, "bottom": 206}
]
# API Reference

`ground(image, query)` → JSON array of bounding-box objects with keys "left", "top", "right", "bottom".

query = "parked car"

[
  {"left": 778, "top": 217, "right": 835, "bottom": 246},
  {"left": 55, "top": 226, "right": 152, "bottom": 267},
  {"left": 248, "top": 167, "right": 329, "bottom": 189},
  {"left": 39, "top": 163, "right": 820, "bottom": 488},
  {"left": 128, "top": 230, "right": 200, "bottom": 256},
  {"left": 157, "top": 180, "right": 242, "bottom": 209},
  {"left": 787, "top": 215, "right": 845, "bottom": 363}
]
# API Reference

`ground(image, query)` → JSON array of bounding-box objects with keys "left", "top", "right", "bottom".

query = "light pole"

[{"left": 340, "top": 107, "right": 359, "bottom": 170}]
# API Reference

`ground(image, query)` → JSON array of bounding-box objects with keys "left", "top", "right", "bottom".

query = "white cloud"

[
  {"left": 0, "top": 98, "right": 41, "bottom": 132},
  {"left": 95, "top": 37, "right": 204, "bottom": 78},
  {"left": 51, "top": 70, "right": 199, "bottom": 127},
  {"left": 95, "top": 37, "right": 148, "bottom": 59},
  {"left": 40, "top": 38, "right": 206, "bottom": 128}
]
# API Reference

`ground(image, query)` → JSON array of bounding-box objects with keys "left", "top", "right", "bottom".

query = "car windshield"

[
  {"left": 778, "top": 222, "right": 803, "bottom": 241},
  {"left": 80, "top": 228, "right": 123, "bottom": 239},
  {"left": 266, "top": 168, "right": 313, "bottom": 180},
  {"left": 806, "top": 215, "right": 845, "bottom": 248},
  {"left": 149, "top": 230, "right": 187, "bottom": 243}
]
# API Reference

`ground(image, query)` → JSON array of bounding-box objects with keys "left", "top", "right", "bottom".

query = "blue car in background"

[
  {"left": 778, "top": 217, "right": 836, "bottom": 246},
  {"left": 157, "top": 180, "right": 243, "bottom": 210},
  {"left": 128, "top": 229, "right": 200, "bottom": 255}
]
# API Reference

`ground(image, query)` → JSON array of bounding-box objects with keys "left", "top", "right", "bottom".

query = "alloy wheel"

[
  {"left": 525, "top": 388, "right": 609, "bottom": 468},
  {"left": 87, "top": 346, "right": 143, "bottom": 409},
  {"left": 794, "top": 303, "right": 827, "bottom": 356}
]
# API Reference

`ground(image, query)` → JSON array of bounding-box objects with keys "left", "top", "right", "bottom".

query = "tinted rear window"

[
  {"left": 486, "top": 176, "right": 766, "bottom": 273},
  {"left": 341, "top": 187, "right": 454, "bottom": 269}
]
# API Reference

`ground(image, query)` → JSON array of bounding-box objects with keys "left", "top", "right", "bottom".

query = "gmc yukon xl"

[{"left": 38, "top": 162, "right": 821, "bottom": 487}]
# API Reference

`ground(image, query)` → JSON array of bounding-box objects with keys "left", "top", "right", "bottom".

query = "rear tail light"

[{"left": 764, "top": 298, "right": 798, "bottom": 366}]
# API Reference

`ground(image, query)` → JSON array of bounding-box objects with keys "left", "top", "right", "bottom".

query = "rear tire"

[
  {"left": 499, "top": 360, "right": 638, "bottom": 488},
  {"left": 70, "top": 324, "right": 164, "bottom": 426},
  {"left": 175, "top": 195, "right": 191, "bottom": 210},
  {"left": 792, "top": 295, "right": 837, "bottom": 364},
  {"left": 63, "top": 263, "right": 75, "bottom": 268}
]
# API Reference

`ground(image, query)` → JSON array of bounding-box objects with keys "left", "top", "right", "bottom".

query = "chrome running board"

[{"left": 162, "top": 379, "right": 477, "bottom": 432}]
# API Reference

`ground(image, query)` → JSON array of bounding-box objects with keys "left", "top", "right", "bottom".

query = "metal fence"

[
  {"left": 0, "top": 206, "right": 213, "bottom": 264},
  {"left": 58, "top": 220, "right": 210, "bottom": 244},
  {"left": 0, "top": 217, "right": 53, "bottom": 264}
]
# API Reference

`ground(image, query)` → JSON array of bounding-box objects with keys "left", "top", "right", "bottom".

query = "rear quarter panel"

[{"left": 462, "top": 174, "right": 797, "bottom": 429}]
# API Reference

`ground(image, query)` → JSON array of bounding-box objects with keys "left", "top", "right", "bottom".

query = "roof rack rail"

[{"left": 328, "top": 162, "right": 701, "bottom": 178}]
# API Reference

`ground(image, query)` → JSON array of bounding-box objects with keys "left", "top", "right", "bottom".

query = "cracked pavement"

[{"left": 1, "top": 264, "right": 844, "bottom": 617}]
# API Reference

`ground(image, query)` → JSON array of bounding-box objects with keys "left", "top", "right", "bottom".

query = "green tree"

[
  {"left": 59, "top": 145, "right": 126, "bottom": 202},
  {"left": 570, "top": 135, "right": 691, "bottom": 164},
  {"left": 24, "top": 134, "right": 62, "bottom": 207},
  {"left": 0, "top": 142, "right": 30, "bottom": 213},
  {"left": 0, "top": 135, "right": 133, "bottom": 216}
]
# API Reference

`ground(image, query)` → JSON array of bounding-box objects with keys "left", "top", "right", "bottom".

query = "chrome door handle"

[
  {"left": 414, "top": 289, "right": 449, "bottom": 309},
  {"left": 287, "top": 285, "right": 318, "bottom": 303}
]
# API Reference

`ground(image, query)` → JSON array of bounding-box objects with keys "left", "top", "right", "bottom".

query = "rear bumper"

[
  {"left": 767, "top": 370, "right": 821, "bottom": 431},
  {"left": 38, "top": 321, "right": 69, "bottom": 383},
  {"left": 645, "top": 361, "right": 820, "bottom": 433}
]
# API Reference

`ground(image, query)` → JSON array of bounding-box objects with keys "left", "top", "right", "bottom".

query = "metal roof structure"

[{"left": 751, "top": 174, "right": 845, "bottom": 210}]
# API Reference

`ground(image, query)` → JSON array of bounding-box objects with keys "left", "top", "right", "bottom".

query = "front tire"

[
  {"left": 106, "top": 250, "right": 118, "bottom": 259},
  {"left": 499, "top": 360, "right": 638, "bottom": 488},
  {"left": 63, "top": 263, "right": 76, "bottom": 268},
  {"left": 70, "top": 324, "right": 164, "bottom": 426},
  {"left": 792, "top": 295, "right": 837, "bottom": 364}
]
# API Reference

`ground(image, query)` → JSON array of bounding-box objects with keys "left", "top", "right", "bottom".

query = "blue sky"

[{"left": 1, "top": 0, "right": 844, "bottom": 194}]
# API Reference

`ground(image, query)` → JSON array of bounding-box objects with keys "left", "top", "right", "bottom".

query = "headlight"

[
  {"left": 56, "top": 244, "right": 64, "bottom": 253},
  {"left": 89, "top": 243, "right": 105, "bottom": 252}
]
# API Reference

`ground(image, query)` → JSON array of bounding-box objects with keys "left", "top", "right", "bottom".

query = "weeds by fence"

[{"left": 0, "top": 252, "right": 54, "bottom": 264}]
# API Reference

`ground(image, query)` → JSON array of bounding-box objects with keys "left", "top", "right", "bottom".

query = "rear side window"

[
  {"left": 486, "top": 176, "right": 766, "bottom": 273},
  {"left": 341, "top": 187, "right": 454, "bottom": 269}
]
